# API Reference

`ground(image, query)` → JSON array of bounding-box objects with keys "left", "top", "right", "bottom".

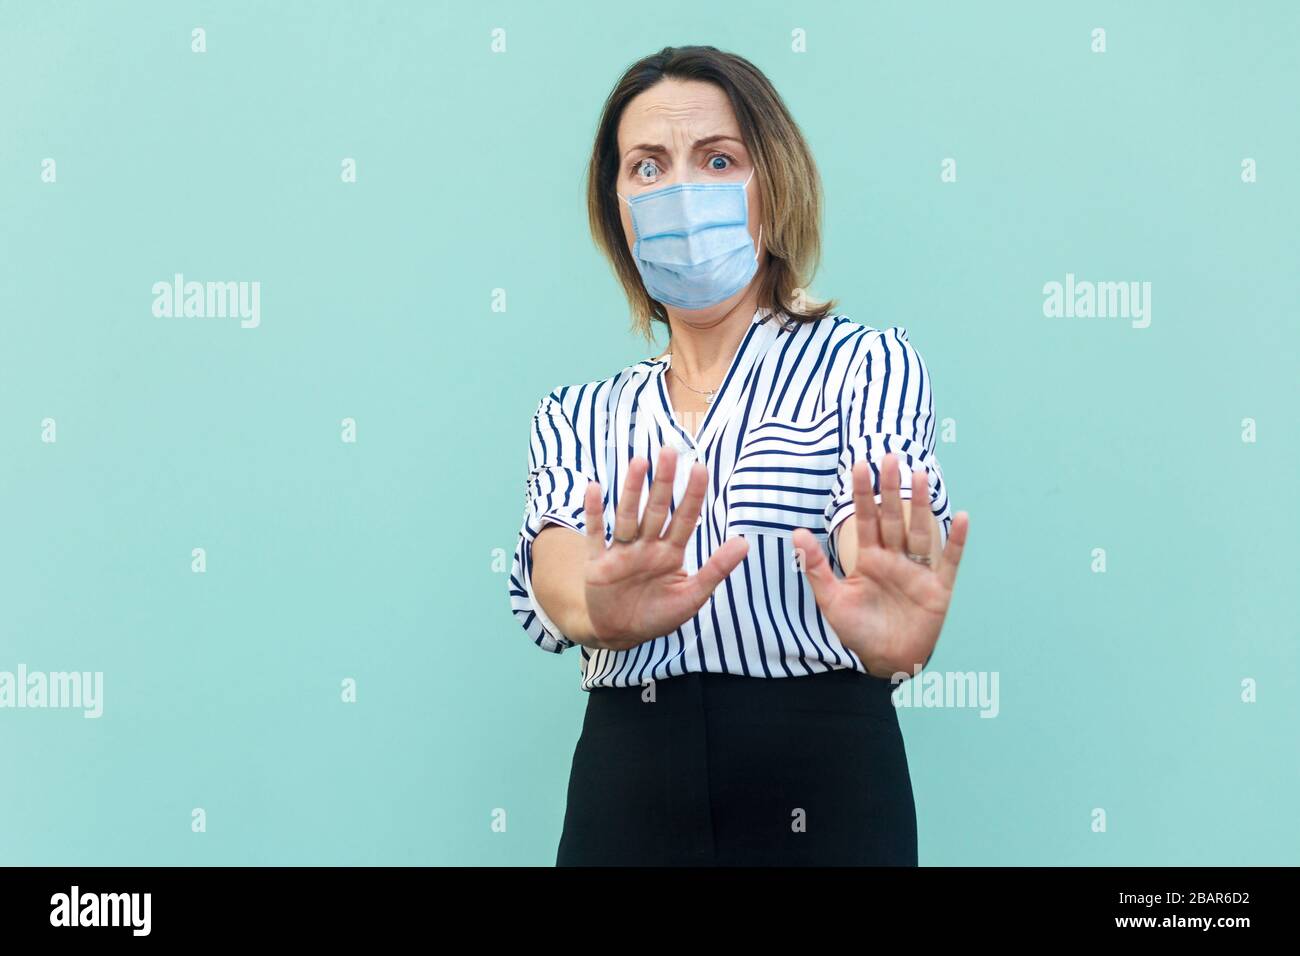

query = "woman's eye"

[
  {"left": 633, "top": 159, "right": 660, "bottom": 181},
  {"left": 707, "top": 153, "right": 733, "bottom": 172}
]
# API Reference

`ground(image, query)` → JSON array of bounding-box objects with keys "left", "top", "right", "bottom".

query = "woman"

[{"left": 507, "top": 45, "right": 969, "bottom": 866}]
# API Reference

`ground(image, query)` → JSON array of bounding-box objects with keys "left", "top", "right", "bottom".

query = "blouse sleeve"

[
  {"left": 823, "top": 327, "right": 953, "bottom": 576},
  {"left": 507, "top": 391, "right": 595, "bottom": 653}
]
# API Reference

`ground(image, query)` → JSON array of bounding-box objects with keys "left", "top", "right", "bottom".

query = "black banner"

[{"left": 0, "top": 865, "right": 1282, "bottom": 941}]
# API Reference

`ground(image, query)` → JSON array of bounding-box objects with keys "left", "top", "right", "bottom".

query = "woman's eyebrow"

[{"left": 622, "top": 134, "right": 745, "bottom": 159}]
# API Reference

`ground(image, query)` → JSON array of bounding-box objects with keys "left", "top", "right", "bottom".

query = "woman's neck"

[{"left": 659, "top": 291, "right": 763, "bottom": 386}]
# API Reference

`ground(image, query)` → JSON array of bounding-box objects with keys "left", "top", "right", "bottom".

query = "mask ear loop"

[{"left": 742, "top": 168, "right": 762, "bottom": 262}]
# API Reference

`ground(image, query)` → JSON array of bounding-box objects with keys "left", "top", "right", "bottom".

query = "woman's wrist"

[{"left": 564, "top": 607, "right": 600, "bottom": 648}]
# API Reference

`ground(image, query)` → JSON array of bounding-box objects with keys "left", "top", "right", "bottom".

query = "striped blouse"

[{"left": 507, "top": 307, "right": 952, "bottom": 690}]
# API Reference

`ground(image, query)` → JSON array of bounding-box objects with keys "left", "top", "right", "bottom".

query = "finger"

[
  {"left": 582, "top": 481, "right": 606, "bottom": 559},
  {"left": 936, "top": 512, "right": 969, "bottom": 592},
  {"left": 611, "top": 457, "right": 648, "bottom": 543},
  {"left": 877, "top": 453, "right": 906, "bottom": 552},
  {"left": 639, "top": 445, "right": 677, "bottom": 539},
  {"left": 683, "top": 535, "right": 748, "bottom": 607},
  {"left": 664, "top": 461, "right": 707, "bottom": 548},
  {"left": 905, "top": 465, "right": 932, "bottom": 561},
  {"left": 852, "top": 459, "right": 882, "bottom": 568},
  {"left": 793, "top": 527, "right": 842, "bottom": 609}
]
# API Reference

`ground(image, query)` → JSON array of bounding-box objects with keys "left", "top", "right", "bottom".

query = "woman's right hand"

[{"left": 578, "top": 446, "right": 749, "bottom": 651}]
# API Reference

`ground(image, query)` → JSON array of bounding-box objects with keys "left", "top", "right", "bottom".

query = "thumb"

[{"left": 792, "top": 528, "right": 840, "bottom": 608}]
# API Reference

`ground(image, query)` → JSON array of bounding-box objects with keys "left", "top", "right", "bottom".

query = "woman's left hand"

[{"left": 792, "top": 453, "right": 969, "bottom": 678}]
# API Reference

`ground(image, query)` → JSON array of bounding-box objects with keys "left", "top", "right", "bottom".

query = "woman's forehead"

[{"left": 618, "top": 80, "right": 740, "bottom": 149}]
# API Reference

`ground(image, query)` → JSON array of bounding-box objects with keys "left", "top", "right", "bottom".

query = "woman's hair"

[{"left": 586, "top": 45, "right": 837, "bottom": 341}]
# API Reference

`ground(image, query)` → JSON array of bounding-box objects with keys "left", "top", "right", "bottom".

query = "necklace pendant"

[{"left": 705, "top": 391, "right": 715, "bottom": 405}]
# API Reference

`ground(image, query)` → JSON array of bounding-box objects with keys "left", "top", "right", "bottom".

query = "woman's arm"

[
  {"left": 821, "top": 327, "right": 953, "bottom": 579},
  {"left": 804, "top": 328, "right": 964, "bottom": 675},
  {"left": 532, "top": 524, "right": 599, "bottom": 646}
]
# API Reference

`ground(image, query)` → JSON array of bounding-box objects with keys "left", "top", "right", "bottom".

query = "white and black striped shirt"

[{"left": 508, "top": 307, "right": 952, "bottom": 690}]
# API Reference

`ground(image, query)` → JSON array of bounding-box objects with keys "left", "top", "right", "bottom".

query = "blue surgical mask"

[{"left": 618, "top": 168, "right": 762, "bottom": 310}]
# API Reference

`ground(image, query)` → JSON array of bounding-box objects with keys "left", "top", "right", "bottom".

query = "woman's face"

[{"left": 616, "top": 78, "right": 765, "bottom": 320}]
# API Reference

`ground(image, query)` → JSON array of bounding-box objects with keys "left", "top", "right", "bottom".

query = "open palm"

[
  {"left": 581, "top": 446, "right": 748, "bottom": 651},
  {"left": 793, "top": 453, "right": 969, "bottom": 678}
]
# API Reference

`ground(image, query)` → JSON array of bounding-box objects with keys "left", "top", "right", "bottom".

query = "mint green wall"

[{"left": 1, "top": 0, "right": 1295, "bottom": 865}]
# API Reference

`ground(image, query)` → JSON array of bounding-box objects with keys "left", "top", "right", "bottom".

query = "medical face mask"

[{"left": 618, "top": 168, "right": 762, "bottom": 310}]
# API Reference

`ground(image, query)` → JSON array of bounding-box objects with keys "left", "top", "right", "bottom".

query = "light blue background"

[{"left": 1, "top": 0, "right": 1296, "bottom": 865}]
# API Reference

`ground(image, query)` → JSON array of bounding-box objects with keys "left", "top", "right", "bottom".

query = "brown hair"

[{"left": 586, "top": 45, "right": 837, "bottom": 342}]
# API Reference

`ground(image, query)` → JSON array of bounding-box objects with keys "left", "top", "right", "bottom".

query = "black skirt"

[{"left": 556, "top": 667, "right": 918, "bottom": 866}]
